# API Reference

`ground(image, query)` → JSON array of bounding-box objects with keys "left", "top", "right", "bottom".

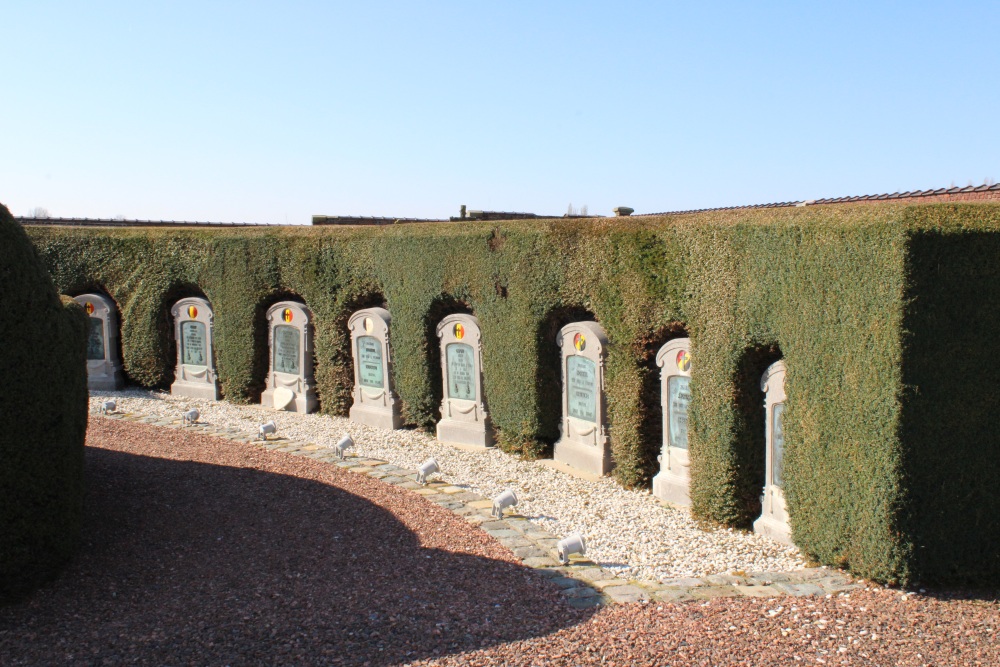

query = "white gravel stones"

[{"left": 89, "top": 389, "right": 805, "bottom": 581}]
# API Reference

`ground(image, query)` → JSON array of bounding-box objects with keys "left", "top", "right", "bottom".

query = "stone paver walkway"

[{"left": 97, "top": 409, "right": 863, "bottom": 608}]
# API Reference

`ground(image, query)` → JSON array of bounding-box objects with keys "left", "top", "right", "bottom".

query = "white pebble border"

[{"left": 89, "top": 389, "right": 805, "bottom": 582}]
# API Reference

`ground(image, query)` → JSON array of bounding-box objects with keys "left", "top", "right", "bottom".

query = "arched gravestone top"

[
  {"left": 261, "top": 300, "right": 317, "bottom": 413},
  {"left": 436, "top": 313, "right": 493, "bottom": 447},
  {"left": 754, "top": 359, "right": 792, "bottom": 545},
  {"left": 170, "top": 296, "right": 219, "bottom": 401},
  {"left": 73, "top": 293, "right": 124, "bottom": 390},
  {"left": 348, "top": 307, "right": 402, "bottom": 430},
  {"left": 652, "top": 337, "right": 693, "bottom": 507},
  {"left": 553, "top": 320, "right": 611, "bottom": 475}
]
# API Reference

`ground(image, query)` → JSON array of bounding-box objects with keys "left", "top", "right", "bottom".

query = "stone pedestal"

[
  {"left": 74, "top": 293, "right": 124, "bottom": 390},
  {"left": 261, "top": 301, "right": 318, "bottom": 413},
  {"left": 753, "top": 360, "right": 792, "bottom": 545},
  {"left": 348, "top": 307, "right": 402, "bottom": 429},
  {"left": 435, "top": 313, "right": 493, "bottom": 447},
  {"left": 652, "top": 338, "right": 693, "bottom": 507},
  {"left": 553, "top": 321, "right": 611, "bottom": 476},
  {"left": 169, "top": 297, "right": 219, "bottom": 400}
]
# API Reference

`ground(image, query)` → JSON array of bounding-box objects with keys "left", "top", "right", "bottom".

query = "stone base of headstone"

[
  {"left": 261, "top": 387, "right": 317, "bottom": 414},
  {"left": 87, "top": 362, "right": 124, "bottom": 391},
  {"left": 88, "top": 372, "right": 124, "bottom": 391},
  {"left": 437, "top": 419, "right": 494, "bottom": 448},
  {"left": 170, "top": 379, "right": 219, "bottom": 401},
  {"left": 652, "top": 470, "right": 691, "bottom": 507},
  {"left": 753, "top": 513, "right": 793, "bottom": 546},
  {"left": 554, "top": 437, "right": 612, "bottom": 476},
  {"left": 350, "top": 403, "right": 402, "bottom": 430}
]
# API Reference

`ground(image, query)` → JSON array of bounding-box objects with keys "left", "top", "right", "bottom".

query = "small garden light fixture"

[
  {"left": 334, "top": 434, "right": 354, "bottom": 459},
  {"left": 492, "top": 489, "right": 518, "bottom": 518},
  {"left": 416, "top": 457, "right": 440, "bottom": 485},
  {"left": 258, "top": 420, "right": 277, "bottom": 441}
]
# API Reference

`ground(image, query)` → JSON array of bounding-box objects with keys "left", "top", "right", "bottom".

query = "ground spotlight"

[
  {"left": 99, "top": 400, "right": 116, "bottom": 415},
  {"left": 557, "top": 533, "right": 587, "bottom": 564},
  {"left": 334, "top": 434, "right": 354, "bottom": 459},
  {"left": 416, "top": 457, "right": 440, "bottom": 485},
  {"left": 182, "top": 409, "right": 200, "bottom": 426},
  {"left": 258, "top": 420, "right": 277, "bottom": 441},
  {"left": 492, "top": 489, "right": 518, "bottom": 518}
]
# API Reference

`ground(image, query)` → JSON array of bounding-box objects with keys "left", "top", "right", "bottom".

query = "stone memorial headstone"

[
  {"left": 753, "top": 359, "right": 792, "bottom": 544},
  {"left": 348, "top": 307, "right": 402, "bottom": 429},
  {"left": 554, "top": 321, "right": 611, "bottom": 475},
  {"left": 169, "top": 297, "right": 219, "bottom": 400},
  {"left": 261, "top": 301, "right": 317, "bottom": 413},
  {"left": 652, "top": 338, "right": 693, "bottom": 506},
  {"left": 436, "top": 313, "right": 493, "bottom": 447},
  {"left": 74, "top": 293, "right": 124, "bottom": 390}
]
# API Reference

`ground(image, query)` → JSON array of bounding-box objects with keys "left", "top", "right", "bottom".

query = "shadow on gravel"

[{"left": 0, "top": 447, "right": 595, "bottom": 666}]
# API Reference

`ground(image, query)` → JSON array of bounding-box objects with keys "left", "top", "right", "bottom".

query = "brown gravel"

[{"left": 3, "top": 419, "right": 999, "bottom": 666}]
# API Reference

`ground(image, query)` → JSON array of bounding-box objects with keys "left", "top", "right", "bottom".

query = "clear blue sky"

[{"left": 2, "top": 2, "right": 997, "bottom": 223}]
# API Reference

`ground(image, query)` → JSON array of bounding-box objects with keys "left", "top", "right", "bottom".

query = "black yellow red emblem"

[
  {"left": 573, "top": 332, "right": 586, "bottom": 352},
  {"left": 454, "top": 323, "right": 465, "bottom": 339},
  {"left": 676, "top": 349, "right": 691, "bottom": 372},
  {"left": 84, "top": 302, "right": 94, "bottom": 315},
  {"left": 282, "top": 308, "right": 293, "bottom": 323},
  {"left": 187, "top": 305, "right": 198, "bottom": 319}
]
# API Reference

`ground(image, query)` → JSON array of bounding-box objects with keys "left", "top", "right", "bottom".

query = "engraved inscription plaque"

[
  {"left": 566, "top": 355, "right": 597, "bottom": 422},
  {"left": 357, "top": 335, "right": 384, "bottom": 388},
  {"left": 273, "top": 325, "right": 301, "bottom": 375},
  {"left": 180, "top": 321, "right": 207, "bottom": 366},
  {"left": 87, "top": 317, "right": 105, "bottom": 361},
  {"left": 668, "top": 375, "right": 691, "bottom": 450},
  {"left": 772, "top": 402, "right": 785, "bottom": 487},
  {"left": 446, "top": 342, "right": 475, "bottom": 400}
]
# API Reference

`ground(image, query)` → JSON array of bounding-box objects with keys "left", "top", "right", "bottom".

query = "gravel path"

[
  {"left": 410, "top": 589, "right": 1000, "bottom": 666},
  {"left": 89, "top": 389, "right": 803, "bottom": 581},
  {"left": 0, "top": 419, "right": 585, "bottom": 666},
  {"left": 3, "top": 417, "right": 997, "bottom": 666}
]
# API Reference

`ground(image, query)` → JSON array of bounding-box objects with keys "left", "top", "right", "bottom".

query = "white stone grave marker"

[
  {"left": 652, "top": 338, "right": 693, "bottom": 506},
  {"left": 753, "top": 359, "right": 792, "bottom": 544},
  {"left": 553, "top": 321, "right": 611, "bottom": 475},
  {"left": 169, "top": 297, "right": 219, "bottom": 400},
  {"left": 74, "top": 293, "right": 124, "bottom": 390},
  {"left": 435, "top": 313, "right": 493, "bottom": 447},
  {"left": 348, "top": 307, "right": 402, "bottom": 429},
  {"left": 261, "top": 301, "right": 317, "bottom": 413}
]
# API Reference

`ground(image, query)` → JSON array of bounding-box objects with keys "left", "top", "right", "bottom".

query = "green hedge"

[
  {"left": 1, "top": 204, "right": 88, "bottom": 602},
  {"left": 25, "top": 201, "right": 1000, "bottom": 585}
]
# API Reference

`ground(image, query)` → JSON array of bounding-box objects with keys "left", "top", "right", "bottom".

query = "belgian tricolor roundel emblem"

[
  {"left": 454, "top": 323, "right": 465, "bottom": 340},
  {"left": 84, "top": 302, "right": 94, "bottom": 315},
  {"left": 573, "top": 332, "right": 586, "bottom": 352},
  {"left": 676, "top": 349, "right": 691, "bottom": 372},
  {"left": 282, "top": 308, "right": 293, "bottom": 323},
  {"left": 187, "top": 305, "right": 198, "bottom": 319}
]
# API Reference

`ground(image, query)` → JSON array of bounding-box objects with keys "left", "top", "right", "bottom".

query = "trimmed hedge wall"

[
  {"left": 25, "top": 202, "right": 1000, "bottom": 585},
  {"left": 1, "top": 204, "right": 88, "bottom": 602}
]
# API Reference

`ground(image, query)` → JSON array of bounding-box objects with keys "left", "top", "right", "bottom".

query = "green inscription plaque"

[
  {"left": 86, "top": 317, "right": 105, "bottom": 361},
  {"left": 446, "top": 342, "right": 475, "bottom": 400},
  {"left": 180, "top": 321, "right": 207, "bottom": 366},
  {"left": 668, "top": 375, "right": 691, "bottom": 450},
  {"left": 772, "top": 402, "right": 785, "bottom": 487},
  {"left": 357, "top": 335, "right": 384, "bottom": 388},
  {"left": 273, "top": 325, "right": 300, "bottom": 375},
  {"left": 566, "top": 355, "right": 597, "bottom": 422}
]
